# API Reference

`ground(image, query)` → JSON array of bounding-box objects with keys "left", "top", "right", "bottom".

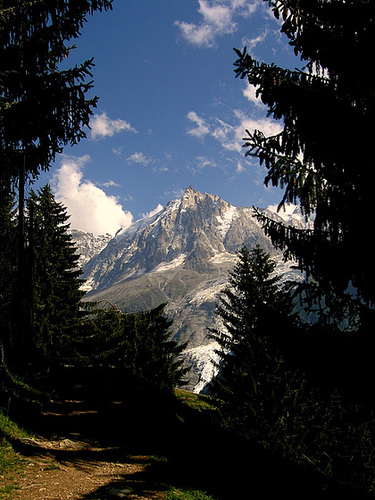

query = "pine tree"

[
  {"left": 209, "top": 246, "right": 296, "bottom": 432},
  {"left": 128, "top": 304, "right": 189, "bottom": 392},
  {"left": 26, "top": 185, "right": 84, "bottom": 372},
  {"left": 0, "top": 186, "right": 17, "bottom": 365},
  {"left": 76, "top": 303, "right": 189, "bottom": 393},
  {"left": 209, "top": 246, "right": 375, "bottom": 492},
  {"left": 0, "top": 0, "right": 112, "bottom": 376},
  {"left": 234, "top": 0, "right": 375, "bottom": 308},
  {"left": 0, "top": 0, "right": 113, "bottom": 184}
]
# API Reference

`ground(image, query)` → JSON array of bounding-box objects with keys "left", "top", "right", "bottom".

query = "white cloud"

[
  {"left": 196, "top": 156, "right": 216, "bottom": 169},
  {"left": 236, "top": 161, "right": 246, "bottom": 173},
  {"left": 175, "top": 0, "right": 260, "bottom": 47},
  {"left": 101, "top": 179, "right": 120, "bottom": 187},
  {"left": 126, "top": 152, "right": 152, "bottom": 165},
  {"left": 53, "top": 156, "right": 133, "bottom": 236},
  {"left": 243, "top": 83, "right": 263, "bottom": 107},
  {"left": 186, "top": 109, "right": 282, "bottom": 153},
  {"left": 188, "top": 156, "right": 218, "bottom": 175},
  {"left": 242, "top": 28, "right": 268, "bottom": 52},
  {"left": 187, "top": 111, "right": 210, "bottom": 139},
  {"left": 90, "top": 112, "right": 137, "bottom": 140}
]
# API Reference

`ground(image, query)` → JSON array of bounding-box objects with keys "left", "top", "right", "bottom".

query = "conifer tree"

[
  {"left": 209, "top": 245, "right": 296, "bottom": 439},
  {"left": 0, "top": 0, "right": 112, "bottom": 377},
  {"left": 0, "top": 187, "right": 17, "bottom": 364},
  {"left": 234, "top": 0, "right": 375, "bottom": 308},
  {"left": 26, "top": 185, "right": 84, "bottom": 372},
  {"left": 128, "top": 304, "right": 189, "bottom": 392},
  {"left": 209, "top": 246, "right": 375, "bottom": 492},
  {"left": 76, "top": 303, "right": 189, "bottom": 393},
  {"left": 0, "top": 0, "right": 113, "bottom": 184}
]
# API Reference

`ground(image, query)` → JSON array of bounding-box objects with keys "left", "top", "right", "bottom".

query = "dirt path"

[
  {"left": 3, "top": 392, "right": 173, "bottom": 500},
  {"left": 9, "top": 436, "right": 167, "bottom": 499}
]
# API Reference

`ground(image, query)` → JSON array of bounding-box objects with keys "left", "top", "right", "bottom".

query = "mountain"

[
  {"left": 74, "top": 187, "right": 306, "bottom": 392},
  {"left": 70, "top": 229, "right": 112, "bottom": 270}
]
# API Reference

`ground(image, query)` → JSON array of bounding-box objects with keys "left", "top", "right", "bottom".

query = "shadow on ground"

[{"left": 7, "top": 366, "right": 374, "bottom": 500}]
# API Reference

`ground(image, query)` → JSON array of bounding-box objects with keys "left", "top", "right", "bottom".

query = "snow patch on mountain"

[
  {"left": 152, "top": 254, "right": 187, "bottom": 273},
  {"left": 216, "top": 205, "right": 238, "bottom": 237},
  {"left": 210, "top": 251, "right": 237, "bottom": 265},
  {"left": 183, "top": 342, "right": 221, "bottom": 393}
]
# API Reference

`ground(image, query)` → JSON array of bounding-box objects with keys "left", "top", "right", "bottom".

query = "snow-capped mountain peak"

[{"left": 72, "top": 187, "right": 305, "bottom": 392}]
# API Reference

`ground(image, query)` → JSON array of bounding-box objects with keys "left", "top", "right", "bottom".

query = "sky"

[{"left": 33, "top": 0, "right": 303, "bottom": 236}]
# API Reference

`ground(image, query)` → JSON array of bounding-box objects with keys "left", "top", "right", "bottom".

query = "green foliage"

[
  {"left": 0, "top": 411, "right": 29, "bottom": 441},
  {"left": 209, "top": 245, "right": 375, "bottom": 493},
  {"left": 24, "top": 185, "right": 84, "bottom": 371},
  {"left": 209, "top": 245, "right": 297, "bottom": 430},
  {"left": 175, "top": 389, "right": 216, "bottom": 413},
  {"left": 0, "top": 0, "right": 112, "bottom": 399},
  {"left": 165, "top": 488, "right": 217, "bottom": 500},
  {"left": 230, "top": 6, "right": 375, "bottom": 491},
  {"left": 0, "top": 187, "right": 17, "bottom": 365},
  {"left": 0, "top": 411, "right": 31, "bottom": 494},
  {"left": 76, "top": 303, "right": 189, "bottom": 393}
]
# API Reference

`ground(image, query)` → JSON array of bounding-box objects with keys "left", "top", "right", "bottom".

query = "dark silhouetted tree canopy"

[
  {"left": 0, "top": 0, "right": 113, "bottom": 184},
  {"left": 234, "top": 0, "right": 375, "bottom": 307}
]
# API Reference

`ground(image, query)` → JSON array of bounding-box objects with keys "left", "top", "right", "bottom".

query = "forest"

[{"left": 1, "top": 1, "right": 375, "bottom": 498}]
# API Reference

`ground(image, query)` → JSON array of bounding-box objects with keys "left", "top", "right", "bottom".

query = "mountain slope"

[{"left": 77, "top": 187, "right": 305, "bottom": 391}]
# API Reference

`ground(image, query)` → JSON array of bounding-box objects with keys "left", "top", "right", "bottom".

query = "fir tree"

[
  {"left": 209, "top": 245, "right": 297, "bottom": 440},
  {"left": 0, "top": 0, "right": 112, "bottom": 378},
  {"left": 234, "top": 0, "right": 375, "bottom": 309},
  {"left": 0, "top": 0, "right": 113, "bottom": 184},
  {"left": 76, "top": 303, "right": 189, "bottom": 393},
  {"left": 26, "top": 185, "right": 84, "bottom": 372},
  {"left": 0, "top": 186, "right": 17, "bottom": 365},
  {"left": 128, "top": 304, "right": 189, "bottom": 392}
]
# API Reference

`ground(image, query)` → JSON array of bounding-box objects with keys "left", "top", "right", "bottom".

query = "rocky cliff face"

[
  {"left": 70, "top": 229, "right": 112, "bottom": 270},
  {"left": 73, "top": 187, "right": 306, "bottom": 392}
]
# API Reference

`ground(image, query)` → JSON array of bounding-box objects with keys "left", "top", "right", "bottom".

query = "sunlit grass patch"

[{"left": 165, "top": 487, "right": 217, "bottom": 500}]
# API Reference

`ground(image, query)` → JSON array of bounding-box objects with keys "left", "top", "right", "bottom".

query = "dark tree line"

[
  {"left": 209, "top": 246, "right": 375, "bottom": 493},
  {"left": 207, "top": 1, "right": 375, "bottom": 495},
  {"left": 234, "top": 0, "right": 375, "bottom": 309},
  {"left": 0, "top": 0, "right": 114, "bottom": 390},
  {"left": 0, "top": 184, "right": 188, "bottom": 400},
  {"left": 77, "top": 302, "right": 189, "bottom": 393},
  {"left": 0, "top": 1, "right": 188, "bottom": 404}
]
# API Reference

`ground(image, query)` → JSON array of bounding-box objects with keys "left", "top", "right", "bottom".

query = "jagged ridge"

[{"left": 73, "top": 187, "right": 305, "bottom": 392}]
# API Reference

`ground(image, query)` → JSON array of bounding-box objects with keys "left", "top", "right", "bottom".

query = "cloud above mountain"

[{"left": 53, "top": 155, "right": 133, "bottom": 236}]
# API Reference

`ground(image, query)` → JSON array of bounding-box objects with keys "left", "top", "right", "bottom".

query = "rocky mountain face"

[
  {"left": 72, "top": 187, "right": 306, "bottom": 392},
  {"left": 70, "top": 229, "right": 112, "bottom": 269}
]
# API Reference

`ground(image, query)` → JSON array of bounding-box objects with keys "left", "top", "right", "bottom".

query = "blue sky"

[{"left": 34, "top": 0, "right": 301, "bottom": 235}]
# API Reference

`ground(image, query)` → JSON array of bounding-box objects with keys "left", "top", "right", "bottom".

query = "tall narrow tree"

[
  {"left": 0, "top": 0, "right": 112, "bottom": 375},
  {"left": 209, "top": 245, "right": 296, "bottom": 439},
  {"left": 26, "top": 185, "right": 84, "bottom": 373}
]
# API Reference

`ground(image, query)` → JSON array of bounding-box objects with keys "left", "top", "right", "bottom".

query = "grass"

[
  {"left": 0, "top": 410, "right": 33, "bottom": 499},
  {"left": 165, "top": 487, "right": 217, "bottom": 500},
  {"left": 175, "top": 388, "right": 217, "bottom": 412},
  {"left": 0, "top": 483, "right": 19, "bottom": 500},
  {"left": 0, "top": 411, "right": 30, "bottom": 442}
]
